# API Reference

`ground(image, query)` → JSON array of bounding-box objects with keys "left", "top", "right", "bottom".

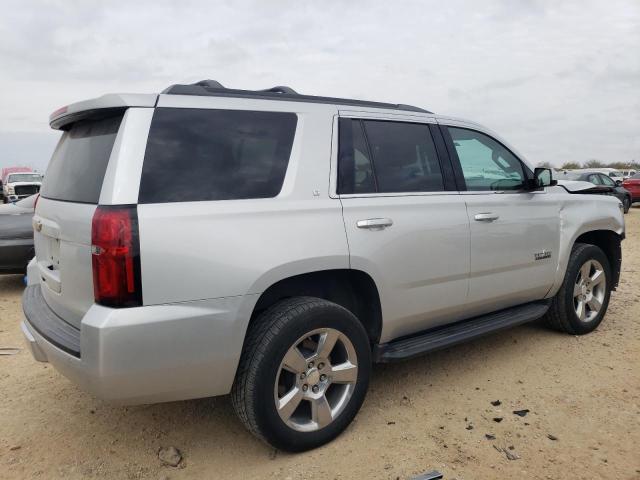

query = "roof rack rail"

[{"left": 161, "top": 79, "right": 432, "bottom": 114}]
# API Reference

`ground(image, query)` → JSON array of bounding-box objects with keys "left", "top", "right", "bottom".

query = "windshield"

[{"left": 7, "top": 173, "right": 41, "bottom": 183}]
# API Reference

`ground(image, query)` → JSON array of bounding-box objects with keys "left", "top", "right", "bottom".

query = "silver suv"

[{"left": 22, "top": 80, "right": 624, "bottom": 451}]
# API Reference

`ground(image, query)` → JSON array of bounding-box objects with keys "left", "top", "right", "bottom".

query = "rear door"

[
  {"left": 441, "top": 124, "right": 560, "bottom": 313},
  {"left": 337, "top": 115, "right": 470, "bottom": 342},
  {"left": 33, "top": 113, "right": 125, "bottom": 328}
]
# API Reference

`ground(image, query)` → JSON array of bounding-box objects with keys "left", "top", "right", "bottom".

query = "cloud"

[{"left": 0, "top": 0, "right": 638, "bottom": 170}]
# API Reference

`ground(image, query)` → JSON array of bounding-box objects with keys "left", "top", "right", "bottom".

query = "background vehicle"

[
  {"left": 559, "top": 170, "right": 632, "bottom": 213},
  {"left": 569, "top": 168, "right": 624, "bottom": 184},
  {"left": 0, "top": 194, "right": 36, "bottom": 273},
  {"left": 622, "top": 172, "right": 640, "bottom": 204},
  {"left": 2, "top": 167, "right": 42, "bottom": 203},
  {"left": 22, "top": 81, "right": 625, "bottom": 452},
  {"left": 621, "top": 169, "right": 637, "bottom": 179}
]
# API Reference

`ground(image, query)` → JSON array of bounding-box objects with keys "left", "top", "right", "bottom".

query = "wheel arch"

[
  {"left": 247, "top": 269, "right": 383, "bottom": 346},
  {"left": 573, "top": 230, "right": 622, "bottom": 290}
]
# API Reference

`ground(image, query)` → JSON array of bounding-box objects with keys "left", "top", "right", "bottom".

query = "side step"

[{"left": 374, "top": 300, "right": 550, "bottom": 363}]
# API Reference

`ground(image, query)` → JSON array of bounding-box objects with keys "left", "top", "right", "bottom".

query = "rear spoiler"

[{"left": 49, "top": 93, "right": 157, "bottom": 130}]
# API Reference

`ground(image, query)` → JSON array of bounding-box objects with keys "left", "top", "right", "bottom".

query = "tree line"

[{"left": 537, "top": 160, "right": 639, "bottom": 170}]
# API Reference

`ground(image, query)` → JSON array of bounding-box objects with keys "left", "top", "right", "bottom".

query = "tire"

[
  {"left": 623, "top": 196, "right": 631, "bottom": 214},
  {"left": 545, "top": 243, "right": 612, "bottom": 335},
  {"left": 231, "top": 297, "right": 371, "bottom": 452}
]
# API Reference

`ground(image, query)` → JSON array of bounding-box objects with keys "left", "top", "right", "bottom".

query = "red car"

[{"left": 622, "top": 173, "right": 640, "bottom": 205}]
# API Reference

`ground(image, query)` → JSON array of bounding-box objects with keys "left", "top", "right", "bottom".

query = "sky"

[{"left": 0, "top": 0, "right": 638, "bottom": 172}]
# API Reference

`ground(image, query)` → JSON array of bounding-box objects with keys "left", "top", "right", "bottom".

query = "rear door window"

[
  {"left": 40, "top": 114, "right": 123, "bottom": 204},
  {"left": 337, "top": 118, "right": 445, "bottom": 194},
  {"left": 138, "top": 108, "right": 297, "bottom": 203},
  {"left": 364, "top": 120, "right": 444, "bottom": 193}
]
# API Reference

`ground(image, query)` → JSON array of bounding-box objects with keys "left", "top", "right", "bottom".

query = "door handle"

[
  {"left": 474, "top": 213, "right": 499, "bottom": 222},
  {"left": 356, "top": 218, "right": 393, "bottom": 229}
]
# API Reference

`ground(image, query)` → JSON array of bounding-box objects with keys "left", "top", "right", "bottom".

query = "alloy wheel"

[
  {"left": 274, "top": 328, "right": 358, "bottom": 432},
  {"left": 573, "top": 259, "right": 606, "bottom": 322}
]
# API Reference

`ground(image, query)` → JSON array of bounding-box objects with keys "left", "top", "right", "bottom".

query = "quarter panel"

[{"left": 138, "top": 198, "right": 349, "bottom": 304}]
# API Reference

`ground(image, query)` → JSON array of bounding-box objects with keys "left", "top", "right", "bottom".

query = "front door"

[{"left": 441, "top": 124, "right": 560, "bottom": 314}]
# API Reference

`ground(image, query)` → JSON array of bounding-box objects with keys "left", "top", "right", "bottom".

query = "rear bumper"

[{"left": 21, "top": 284, "right": 259, "bottom": 405}]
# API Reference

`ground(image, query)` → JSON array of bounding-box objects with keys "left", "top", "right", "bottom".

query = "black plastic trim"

[
  {"left": 162, "top": 82, "right": 431, "bottom": 114},
  {"left": 374, "top": 300, "right": 550, "bottom": 362},
  {"left": 22, "top": 285, "right": 81, "bottom": 357},
  {"left": 428, "top": 124, "right": 458, "bottom": 191}
]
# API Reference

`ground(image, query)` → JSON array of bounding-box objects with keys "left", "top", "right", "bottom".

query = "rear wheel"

[
  {"left": 231, "top": 297, "right": 371, "bottom": 452},
  {"left": 623, "top": 196, "right": 631, "bottom": 213},
  {"left": 545, "top": 243, "right": 612, "bottom": 335}
]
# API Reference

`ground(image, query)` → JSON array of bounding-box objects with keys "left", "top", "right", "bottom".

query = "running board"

[{"left": 374, "top": 300, "right": 550, "bottom": 363}]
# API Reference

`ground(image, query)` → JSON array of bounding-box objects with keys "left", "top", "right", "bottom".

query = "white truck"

[
  {"left": 2, "top": 167, "right": 42, "bottom": 203},
  {"left": 22, "top": 80, "right": 624, "bottom": 451}
]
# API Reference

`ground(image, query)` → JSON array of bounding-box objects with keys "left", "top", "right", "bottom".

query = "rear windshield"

[
  {"left": 138, "top": 108, "right": 297, "bottom": 203},
  {"left": 40, "top": 114, "right": 123, "bottom": 204}
]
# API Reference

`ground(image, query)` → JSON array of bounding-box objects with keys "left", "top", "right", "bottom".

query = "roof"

[{"left": 161, "top": 79, "right": 432, "bottom": 114}]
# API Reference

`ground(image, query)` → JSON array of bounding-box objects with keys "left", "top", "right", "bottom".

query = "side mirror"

[{"left": 529, "top": 167, "right": 557, "bottom": 189}]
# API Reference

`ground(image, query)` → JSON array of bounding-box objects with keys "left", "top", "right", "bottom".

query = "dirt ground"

[{"left": 1, "top": 209, "right": 639, "bottom": 480}]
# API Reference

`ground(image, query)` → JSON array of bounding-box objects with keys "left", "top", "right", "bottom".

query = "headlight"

[{"left": 7, "top": 186, "right": 14, "bottom": 194}]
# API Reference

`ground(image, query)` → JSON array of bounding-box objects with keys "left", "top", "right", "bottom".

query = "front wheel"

[
  {"left": 231, "top": 297, "right": 371, "bottom": 452},
  {"left": 623, "top": 196, "right": 631, "bottom": 214},
  {"left": 545, "top": 243, "right": 612, "bottom": 335}
]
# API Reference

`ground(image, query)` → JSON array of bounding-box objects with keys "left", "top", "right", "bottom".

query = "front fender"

[{"left": 546, "top": 195, "right": 624, "bottom": 297}]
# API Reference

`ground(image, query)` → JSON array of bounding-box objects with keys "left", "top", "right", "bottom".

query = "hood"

[{"left": 556, "top": 180, "right": 613, "bottom": 194}]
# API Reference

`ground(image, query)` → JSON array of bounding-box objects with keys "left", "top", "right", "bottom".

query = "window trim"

[
  {"left": 439, "top": 124, "right": 534, "bottom": 193},
  {"left": 334, "top": 116, "right": 456, "bottom": 198}
]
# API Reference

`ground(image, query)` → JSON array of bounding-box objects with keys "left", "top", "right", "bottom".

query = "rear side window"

[
  {"left": 139, "top": 108, "right": 297, "bottom": 203},
  {"left": 337, "top": 118, "right": 444, "bottom": 194},
  {"left": 41, "top": 114, "right": 123, "bottom": 204}
]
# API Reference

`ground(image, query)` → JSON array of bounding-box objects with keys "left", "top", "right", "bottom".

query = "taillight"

[{"left": 91, "top": 205, "right": 142, "bottom": 307}]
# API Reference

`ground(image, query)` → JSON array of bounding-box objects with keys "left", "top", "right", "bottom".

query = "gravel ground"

[{"left": 1, "top": 208, "right": 639, "bottom": 480}]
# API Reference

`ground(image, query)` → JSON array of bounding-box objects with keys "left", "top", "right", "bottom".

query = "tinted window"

[
  {"left": 362, "top": 120, "right": 444, "bottom": 193},
  {"left": 337, "top": 119, "right": 376, "bottom": 194},
  {"left": 139, "top": 108, "right": 297, "bottom": 203},
  {"left": 41, "top": 114, "right": 123, "bottom": 203},
  {"left": 448, "top": 127, "right": 525, "bottom": 191}
]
